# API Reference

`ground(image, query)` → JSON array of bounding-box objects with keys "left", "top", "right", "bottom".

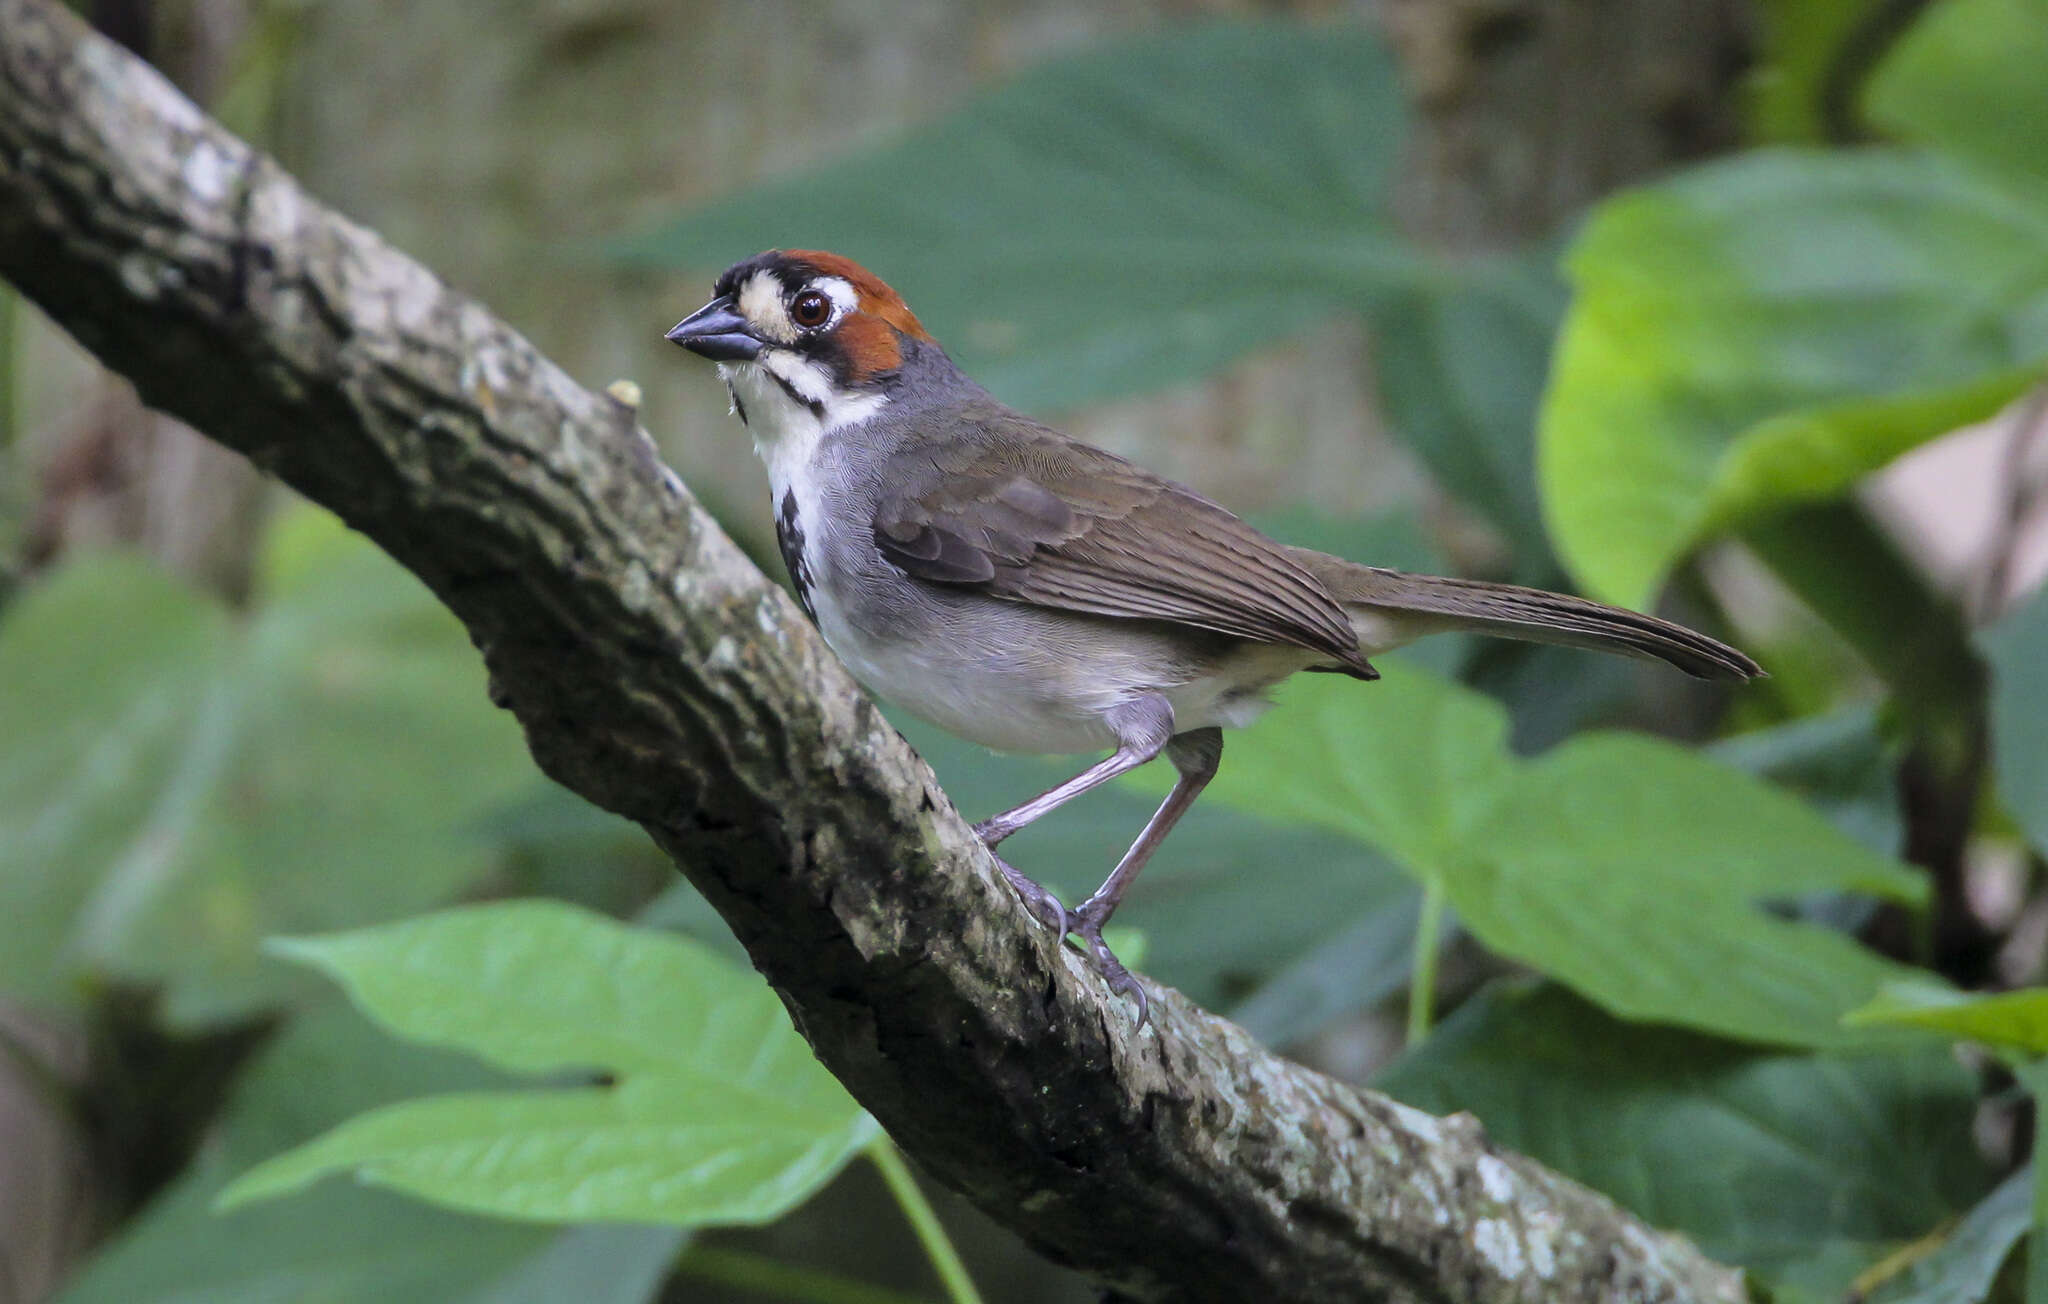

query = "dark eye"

[{"left": 790, "top": 289, "right": 831, "bottom": 328}]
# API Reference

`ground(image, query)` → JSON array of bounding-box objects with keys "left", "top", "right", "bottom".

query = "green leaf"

[
  {"left": 1748, "top": 0, "right": 1883, "bottom": 142},
  {"left": 1866, "top": 1167, "right": 2029, "bottom": 1304},
  {"left": 0, "top": 510, "right": 536, "bottom": 1025},
  {"left": 0, "top": 554, "right": 231, "bottom": 1011},
  {"left": 1987, "top": 585, "right": 2048, "bottom": 857},
  {"left": 1179, "top": 665, "right": 1928, "bottom": 1047},
  {"left": 1846, "top": 984, "right": 2048, "bottom": 1056},
  {"left": 611, "top": 23, "right": 1412, "bottom": 415},
  {"left": 1461, "top": 731, "right": 1926, "bottom": 1048},
  {"left": 1377, "top": 982, "right": 1996, "bottom": 1278},
  {"left": 1708, "top": 706, "right": 1901, "bottom": 856},
  {"left": 1867, "top": 0, "right": 2048, "bottom": 193},
  {"left": 218, "top": 901, "right": 878, "bottom": 1228},
  {"left": 1540, "top": 148, "right": 2048, "bottom": 607},
  {"left": 57, "top": 1006, "right": 559, "bottom": 1304},
  {"left": 1368, "top": 252, "right": 1567, "bottom": 570},
  {"left": 1197, "top": 662, "right": 1513, "bottom": 877}
]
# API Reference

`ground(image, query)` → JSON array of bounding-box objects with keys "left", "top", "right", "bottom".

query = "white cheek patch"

[{"left": 737, "top": 272, "right": 795, "bottom": 344}]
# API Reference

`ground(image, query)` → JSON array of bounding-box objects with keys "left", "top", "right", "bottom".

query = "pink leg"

[{"left": 1070, "top": 728, "right": 1222, "bottom": 1028}]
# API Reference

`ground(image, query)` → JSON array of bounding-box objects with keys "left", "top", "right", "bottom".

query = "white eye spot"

[
  {"left": 812, "top": 276, "right": 859, "bottom": 319},
  {"left": 737, "top": 271, "right": 795, "bottom": 343}
]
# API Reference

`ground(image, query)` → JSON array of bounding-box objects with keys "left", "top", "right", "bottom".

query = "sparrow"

[{"left": 666, "top": 249, "right": 1761, "bottom": 1023}]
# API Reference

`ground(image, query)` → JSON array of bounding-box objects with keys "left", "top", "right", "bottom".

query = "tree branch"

[{"left": 0, "top": 4, "right": 1745, "bottom": 1299}]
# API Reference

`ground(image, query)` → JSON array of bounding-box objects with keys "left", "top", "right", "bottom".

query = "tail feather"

[{"left": 1287, "top": 549, "right": 1762, "bottom": 682}]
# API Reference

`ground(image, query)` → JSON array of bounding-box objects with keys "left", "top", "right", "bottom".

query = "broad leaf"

[
  {"left": 1866, "top": 0, "right": 2048, "bottom": 193},
  {"left": 1378, "top": 982, "right": 1995, "bottom": 1280},
  {"left": 56, "top": 1006, "right": 616, "bottom": 1304},
  {"left": 1368, "top": 252, "right": 1566, "bottom": 570},
  {"left": 610, "top": 23, "right": 1412, "bottom": 414},
  {"left": 462, "top": 1226, "right": 686, "bottom": 1304},
  {"left": 218, "top": 901, "right": 878, "bottom": 1227},
  {"left": 1708, "top": 707, "right": 1901, "bottom": 857},
  {"left": 1196, "top": 663, "right": 1513, "bottom": 878},
  {"left": 1749, "top": 0, "right": 1886, "bottom": 142},
  {"left": 1540, "top": 149, "right": 2048, "bottom": 607},
  {"left": 1866, "top": 1168, "right": 2029, "bottom": 1304},
  {"left": 1987, "top": 585, "right": 2048, "bottom": 858},
  {"left": 1178, "top": 664, "right": 1927, "bottom": 1047},
  {"left": 1846, "top": 984, "right": 2048, "bottom": 1056},
  {"left": 0, "top": 511, "right": 534, "bottom": 1025},
  {"left": 1461, "top": 731, "right": 1924, "bottom": 1048}
]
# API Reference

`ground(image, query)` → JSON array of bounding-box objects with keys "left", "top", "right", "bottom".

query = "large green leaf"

[
  {"left": 1174, "top": 664, "right": 1927, "bottom": 1047},
  {"left": 1987, "top": 584, "right": 2048, "bottom": 857},
  {"left": 1846, "top": 984, "right": 2048, "bottom": 1056},
  {"left": 1866, "top": 0, "right": 2048, "bottom": 193},
  {"left": 0, "top": 511, "right": 534, "bottom": 1025},
  {"left": 611, "top": 23, "right": 1411, "bottom": 414},
  {"left": 58, "top": 1005, "right": 679, "bottom": 1304},
  {"left": 1378, "top": 982, "right": 1995, "bottom": 1282},
  {"left": 1368, "top": 252, "right": 1567, "bottom": 570},
  {"left": 1707, "top": 706, "right": 1901, "bottom": 857},
  {"left": 0, "top": 555, "right": 231, "bottom": 1011},
  {"left": 1540, "top": 148, "right": 2048, "bottom": 607},
  {"left": 1747, "top": 0, "right": 1885, "bottom": 142},
  {"left": 218, "top": 901, "right": 878, "bottom": 1227},
  {"left": 1868, "top": 1169, "right": 2029, "bottom": 1304},
  {"left": 1462, "top": 732, "right": 1923, "bottom": 1047}
]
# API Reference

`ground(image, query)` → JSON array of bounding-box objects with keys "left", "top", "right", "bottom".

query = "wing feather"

[{"left": 872, "top": 414, "right": 1373, "bottom": 676}]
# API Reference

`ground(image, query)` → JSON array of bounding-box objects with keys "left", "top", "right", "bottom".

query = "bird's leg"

[
  {"left": 972, "top": 698, "right": 1173, "bottom": 847},
  {"left": 974, "top": 697, "right": 1173, "bottom": 950},
  {"left": 1071, "top": 727, "right": 1223, "bottom": 1028}
]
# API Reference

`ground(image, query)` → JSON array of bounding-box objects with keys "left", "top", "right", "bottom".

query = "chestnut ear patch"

[{"left": 833, "top": 313, "right": 904, "bottom": 382}]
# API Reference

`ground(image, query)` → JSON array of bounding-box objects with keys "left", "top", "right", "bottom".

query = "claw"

[
  {"left": 1074, "top": 905, "right": 1151, "bottom": 1030},
  {"left": 992, "top": 855, "right": 1070, "bottom": 938},
  {"left": 989, "top": 859, "right": 1151, "bottom": 1027}
]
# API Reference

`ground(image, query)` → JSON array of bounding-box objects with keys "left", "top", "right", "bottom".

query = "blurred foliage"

[
  {"left": 54, "top": 1002, "right": 683, "bottom": 1304},
  {"left": 1378, "top": 981, "right": 1995, "bottom": 1295},
  {"left": 9, "top": 5, "right": 2048, "bottom": 1304},
  {"left": 0, "top": 511, "right": 535, "bottom": 1026}
]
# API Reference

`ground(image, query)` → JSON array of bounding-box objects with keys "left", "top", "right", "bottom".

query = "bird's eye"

[{"left": 790, "top": 289, "right": 832, "bottom": 329}]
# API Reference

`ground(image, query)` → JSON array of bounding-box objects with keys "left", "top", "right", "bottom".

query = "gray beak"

[{"left": 664, "top": 295, "right": 763, "bottom": 361}]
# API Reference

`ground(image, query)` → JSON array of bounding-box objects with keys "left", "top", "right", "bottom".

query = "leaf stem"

[
  {"left": 869, "top": 1139, "right": 984, "bottom": 1304},
  {"left": 1407, "top": 880, "right": 1448, "bottom": 1046}
]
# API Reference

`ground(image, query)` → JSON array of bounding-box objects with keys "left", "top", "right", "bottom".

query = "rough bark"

[{"left": 0, "top": 3, "right": 1748, "bottom": 1300}]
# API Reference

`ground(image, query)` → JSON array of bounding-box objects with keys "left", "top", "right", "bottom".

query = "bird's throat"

[{"left": 720, "top": 357, "right": 889, "bottom": 491}]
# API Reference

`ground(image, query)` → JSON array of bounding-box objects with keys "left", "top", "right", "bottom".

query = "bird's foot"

[
  {"left": 989, "top": 858, "right": 1150, "bottom": 1028},
  {"left": 992, "top": 855, "right": 1069, "bottom": 938},
  {"left": 1072, "top": 900, "right": 1149, "bottom": 1030}
]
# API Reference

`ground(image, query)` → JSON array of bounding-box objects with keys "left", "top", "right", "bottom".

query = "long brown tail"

[{"left": 1287, "top": 549, "right": 1763, "bottom": 682}]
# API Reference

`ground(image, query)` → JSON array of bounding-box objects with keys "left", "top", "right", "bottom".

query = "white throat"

[{"left": 720, "top": 355, "right": 889, "bottom": 490}]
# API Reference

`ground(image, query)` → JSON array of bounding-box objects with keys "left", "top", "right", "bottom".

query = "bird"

[{"left": 666, "top": 249, "right": 1762, "bottom": 1024}]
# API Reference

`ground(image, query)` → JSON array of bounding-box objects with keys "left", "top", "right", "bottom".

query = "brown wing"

[{"left": 872, "top": 416, "right": 1375, "bottom": 677}]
